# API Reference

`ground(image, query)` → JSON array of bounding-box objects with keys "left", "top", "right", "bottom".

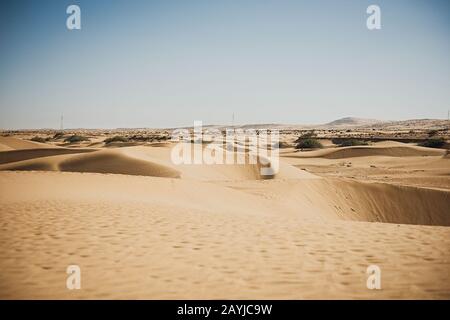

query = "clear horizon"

[
  {"left": 1, "top": 0, "right": 449, "bottom": 129},
  {"left": 2, "top": 116, "right": 449, "bottom": 131}
]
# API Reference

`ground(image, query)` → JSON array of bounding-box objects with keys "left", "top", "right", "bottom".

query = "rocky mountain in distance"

[{"left": 321, "top": 117, "right": 383, "bottom": 128}]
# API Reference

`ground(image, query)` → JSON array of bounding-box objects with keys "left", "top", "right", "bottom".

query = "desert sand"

[{"left": 0, "top": 132, "right": 449, "bottom": 299}]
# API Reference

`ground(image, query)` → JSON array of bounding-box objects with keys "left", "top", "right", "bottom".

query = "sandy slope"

[
  {"left": 0, "top": 139, "right": 449, "bottom": 299},
  {"left": 0, "top": 171, "right": 449, "bottom": 299},
  {"left": 221, "top": 179, "right": 450, "bottom": 226},
  {"left": 0, "top": 148, "right": 97, "bottom": 165},
  {"left": 0, "top": 148, "right": 180, "bottom": 178},
  {"left": 282, "top": 143, "right": 450, "bottom": 190},
  {"left": 0, "top": 136, "right": 51, "bottom": 150},
  {"left": 283, "top": 142, "right": 445, "bottom": 159}
]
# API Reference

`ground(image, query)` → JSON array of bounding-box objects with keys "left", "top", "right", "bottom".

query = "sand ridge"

[
  {"left": 0, "top": 145, "right": 317, "bottom": 181},
  {"left": 0, "top": 136, "right": 52, "bottom": 150},
  {"left": 283, "top": 143, "right": 445, "bottom": 159}
]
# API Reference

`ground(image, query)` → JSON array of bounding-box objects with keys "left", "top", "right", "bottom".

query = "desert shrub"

[
  {"left": 427, "top": 130, "right": 439, "bottom": 137},
  {"left": 154, "top": 135, "right": 169, "bottom": 141},
  {"left": 295, "top": 131, "right": 316, "bottom": 142},
  {"left": 128, "top": 135, "right": 151, "bottom": 142},
  {"left": 53, "top": 132, "right": 65, "bottom": 139},
  {"left": 418, "top": 138, "right": 446, "bottom": 148},
  {"left": 295, "top": 138, "right": 323, "bottom": 150},
  {"left": 64, "top": 135, "right": 89, "bottom": 143},
  {"left": 30, "top": 136, "right": 46, "bottom": 143},
  {"left": 126, "top": 134, "right": 168, "bottom": 142},
  {"left": 104, "top": 135, "right": 129, "bottom": 144},
  {"left": 331, "top": 138, "right": 368, "bottom": 147}
]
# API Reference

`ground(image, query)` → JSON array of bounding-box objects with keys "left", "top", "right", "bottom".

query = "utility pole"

[
  {"left": 232, "top": 112, "right": 235, "bottom": 127},
  {"left": 447, "top": 110, "right": 449, "bottom": 131},
  {"left": 60, "top": 114, "right": 64, "bottom": 131}
]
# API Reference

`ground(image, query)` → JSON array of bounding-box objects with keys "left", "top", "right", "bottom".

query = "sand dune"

[
  {"left": 0, "top": 149, "right": 181, "bottom": 179},
  {"left": 0, "top": 136, "right": 51, "bottom": 150},
  {"left": 282, "top": 149, "right": 450, "bottom": 191},
  {"left": 120, "top": 146, "right": 317, "bottom": 181},
  {"left": 0, "top": 137, "right": 449, "bottom": 299},
  {"left": 285, "top": 143, "right": 445, "bottom": 159},
  {"left": 60, "top": 150, "right": 181, "bottom": 178},
  {"left": 221, "top": 178, "right": 450, "bottom": 226},
  {"left": 0, "top": 148, "right": 96, "bottom": 165},
  {"left": 1, "top": 143, "right": 447, "bottom": 224}
]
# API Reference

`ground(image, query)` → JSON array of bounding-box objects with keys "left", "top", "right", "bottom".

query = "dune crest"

[
  {"left": 285, "top": 144, "right": 445, "bottom": 159},
  {"left": 0, "top": 149, "right": 181, "bottom": 179},
  {"left": 59, "top": 150, "right": 181, "bottom": 178},
  {"left": 0, "top": 136, "right": 51, "bottom": 150},
  {"left": 0, "top": 148, "right": 96, "bottom": 165}
]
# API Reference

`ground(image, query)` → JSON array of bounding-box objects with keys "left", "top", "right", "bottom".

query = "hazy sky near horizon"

[{"left": 1, "top": 0, "right": 449, "bottom": 129}]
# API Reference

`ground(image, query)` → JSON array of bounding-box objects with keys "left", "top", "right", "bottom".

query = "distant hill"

[{"left": 322, "top": 117, "right": 383, "bottom": 128}]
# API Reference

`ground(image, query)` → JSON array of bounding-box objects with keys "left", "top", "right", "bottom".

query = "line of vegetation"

[
  {"left": 418, "top": 138, "right": 446, "bottom": 149},
  {"left": 331, "top": 138, "right": 368, "bottom": 147},
  {"left": 30, "top": 136, "right": 47, "bottom": 143},
  {"left": 129, "top": 134, "right": 169, "bottom": 142},
  {"left": 104, "top": 136, "right": 129, "bottom": 144},
  {"left": 295, "top": 131, "right": 323, "bottom": 150},
  {"left": 295, "top": 138, "right": 323, "bottom": 149},
  {"left": 64, "top": 135, "right": 89, "bottom": 143}
]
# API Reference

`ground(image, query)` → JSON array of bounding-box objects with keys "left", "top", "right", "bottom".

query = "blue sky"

[{"left": 0, "top": 0, "right": 449, "bottom": 129}]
